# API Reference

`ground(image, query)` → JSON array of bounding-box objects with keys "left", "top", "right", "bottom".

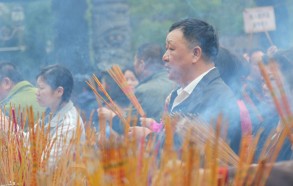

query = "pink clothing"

[
  {"left": 237, "top": 100, "right": 252, "bottom": 135},
  {"left": 149, "top": 121, "right": 163, "bottom": 132}
]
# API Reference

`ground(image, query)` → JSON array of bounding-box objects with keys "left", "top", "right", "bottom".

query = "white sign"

[{"left": 243, "top": 6, "right": 276, "bottom": 33}]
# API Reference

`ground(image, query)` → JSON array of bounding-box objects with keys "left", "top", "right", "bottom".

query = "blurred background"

[{"left": 0, "top": 0, "right": 292, "bottom": 82}]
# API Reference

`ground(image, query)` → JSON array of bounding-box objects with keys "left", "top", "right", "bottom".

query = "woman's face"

[
  {"left": 124, "top": 70, "right": 139, "bottom": 91},
  {"left": 36, "top": 76, "right": 61, "bottom": 110}
]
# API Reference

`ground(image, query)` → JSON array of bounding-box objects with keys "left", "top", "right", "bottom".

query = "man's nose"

[{"left": 162, "top": 51, "right": 169, "bottom": 62}]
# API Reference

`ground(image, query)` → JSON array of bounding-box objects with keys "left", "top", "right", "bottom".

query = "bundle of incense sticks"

[
  {"left": 230, "top": 59, "right": 293, "bottom": 186},
  {"left": 86, "top": 74, "right": 128, "bottom": 126},
  {"left": 108, "top": 65, "right": 146, "bottom": 117},
  {"left": 0, "top": 65, "right": 292, "bottom": 185},
  {"left": 0, "top": 107, "right": 52, "bottom": 185},
  {"left": 258, "top": 61, "right": 292, "bottom": 133},
  {"left": 0, "top": 106, "right": 289, "bottom": 185},
  {"left": 175, "top": 115, "right": 239, "bottom": 166}
]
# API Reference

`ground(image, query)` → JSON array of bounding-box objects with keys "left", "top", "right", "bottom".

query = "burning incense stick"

[
  {"left": 108, "top": 65, "right": 146, "bottom": 117},
  {"left": 86, "top": 75, "right": 127, "bottom": 126}
]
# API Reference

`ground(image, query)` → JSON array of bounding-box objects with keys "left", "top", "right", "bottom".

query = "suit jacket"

[{"left": 168, "top": 68, "right": 241, "bottom": 153}]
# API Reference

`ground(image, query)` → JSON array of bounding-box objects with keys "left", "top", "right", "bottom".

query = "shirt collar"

[{"left": 177, "top": 67, "right": 215, "bottom": 95}]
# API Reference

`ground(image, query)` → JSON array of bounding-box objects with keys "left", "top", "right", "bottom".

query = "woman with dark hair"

[
  {"left": 35, "top": 64, "right": 85, "bottom": 165},
  {"left": 0, "top": 64, "right": 85, "bottom": 167}
]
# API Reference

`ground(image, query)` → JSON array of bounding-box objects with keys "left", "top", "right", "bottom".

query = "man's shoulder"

[
  {"left": 13, "top": 81, "right": 37, "bottom": 93},
  {"left": 197, "top": 73, "right": 232, "bottom": 95},
  {"left": 137, "top": 72, "right": 174, "bottom": 91},
  {"left": 6, "top": 81, "right": 41, "bottom": 108}
]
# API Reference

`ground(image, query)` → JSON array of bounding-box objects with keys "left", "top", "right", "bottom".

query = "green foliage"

[
  {"left": 1, "top": 0, "right": 293, "bottom": 79},
  {"left": 24, "top": 1, "right": 53, "bottom": 57},
  {"left": 19, "top": 1, "right": 53, "bottom": 79},
  {"left": 285, "top": 0, "right": 293, "bottom": 44},
  {"left": 85, "top": 0, "right": 94, "bottom": 65},
  {"left": 0, "top": 1, "right": 52, "bottom": 80},
  {"left": 128, "top": 0, "right": 254, "bottom": 50}
]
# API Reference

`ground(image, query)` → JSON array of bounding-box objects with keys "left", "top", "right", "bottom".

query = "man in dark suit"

[
  {"left": 162, "top": 18, "right": 241, "bottom": 152},
  {"left": 129, "top": 18, "right": 241, "bottom": 153}
]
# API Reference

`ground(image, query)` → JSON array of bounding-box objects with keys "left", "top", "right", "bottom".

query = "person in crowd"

[
  {"left": 35, "top": 64, "right": 85, "bottom": 166},
  {"left": 264, "top": 47, "right": 293, "bottom": 161},
  {"left": 123, "top": 66, "right": 139, "bottom": 92},
  {"left": 227, "top": 48, "right": 293, "bottom": 185},
  {"left": 243, "top": 47, "right": 277, "bottom": 128},
  {"left": 95, "top": 43, "right": 175, "bottom": 137},
  {"left": 129, "top": 18, "right": 241, "bottom": 153},
  {"left": 243, "top": 46, "right": 281, "bottom": 161},
  {"left": 244, "top": 48, "right": 266, "bottom": 103},
  {"left": 0, "top": 62, "right": 45, "bottom": 129},
  {"left": 214, "top": 47, "right": 252, "bottom": 136},
  {"left": 0, "top": 64, "right": 85, "bottom": 167},
  {"left": 133, "top": 42, "right": 176, "bottom": 121},
  {"left": 98, "top": 71, "right": 131, "bottom": 136},
  {"left": 74, "top": 73, "right": 99, "bottom": 130}
]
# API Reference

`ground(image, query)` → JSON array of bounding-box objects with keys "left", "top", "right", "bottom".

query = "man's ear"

[
  {"left": 192, "top": 46, "right": 202, "bottom": 64},
  {"left": 56, "top": 86, "right": 64, "bottom": 98},
  {"left": 1, "top": 77, "right": 13, "bottom": 90}
]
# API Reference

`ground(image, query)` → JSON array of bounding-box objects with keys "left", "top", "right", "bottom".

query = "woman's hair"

[{"left": 36, "top": 64, "right": 74, "bottom": 102}]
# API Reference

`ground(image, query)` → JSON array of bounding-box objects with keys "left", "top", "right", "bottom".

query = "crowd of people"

[{"left": 0, "top": 17, "right": 293, "bottom": 184}]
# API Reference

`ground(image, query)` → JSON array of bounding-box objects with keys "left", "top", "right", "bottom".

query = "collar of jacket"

[
  {"left": 46, "top": 101, "right": 74, "bottom": 128},
  {"left": 168, "top": 68, "right": 221, "bottom": 112}
]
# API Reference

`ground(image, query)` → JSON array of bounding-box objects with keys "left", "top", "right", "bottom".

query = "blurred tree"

[
  {"left": 128, "top": 0, "right": 254, "bottom": 54},
  {"left": 90, "top": 0, "right": 132, "bottom": 71},
  {"left": 52, "top": 0, "right": 91, "bottom": 74},
  {"left": 1, "top": 0, "right": 292, "bottom": 81},
  {"left": 0, "top": 1, "right": 53, "bottom": 82}
]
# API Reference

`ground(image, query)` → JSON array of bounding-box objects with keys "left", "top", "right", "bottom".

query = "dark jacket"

[{"left": 168, "top": 68, "right": 241, "bottom": 153}]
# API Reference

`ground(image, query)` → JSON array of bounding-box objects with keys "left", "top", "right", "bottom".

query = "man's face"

[{"left": 162, "top": 29, "right": 194, "bottom": 85}]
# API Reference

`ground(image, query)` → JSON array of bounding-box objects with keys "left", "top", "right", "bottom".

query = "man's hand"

[
  {"left": 139, "top": 117, "right": 156, "bottom": 129},
  {"left": 97, "top": 107, "right": 116, "bottom": 121},
  {"left": 128, "top": 126, "right": 152, "bottom": 140}
]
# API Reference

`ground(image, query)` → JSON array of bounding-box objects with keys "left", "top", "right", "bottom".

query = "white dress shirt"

[{"left": 171, "top": 67, "right": 215, "bottom": 111}]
